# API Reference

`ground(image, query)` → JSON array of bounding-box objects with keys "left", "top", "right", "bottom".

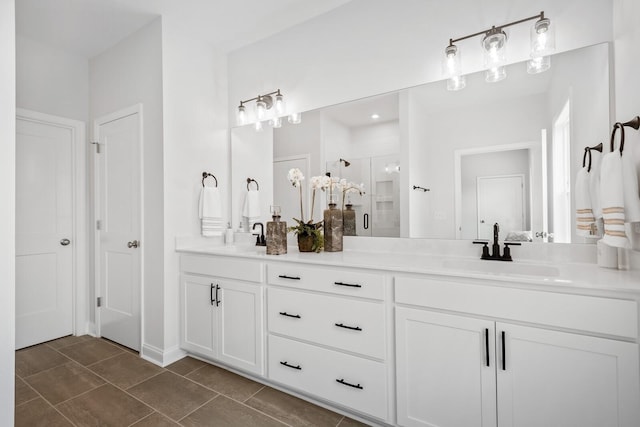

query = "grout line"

[
  {"left": 176, "top": 393, "right": 221, "bottom": 423},
  {"left": 242, "top": 384, "right": 265, "bottom": 403},
  {"left": 126, "top": 411, "right": 156, "bottom": 427},
  {"left": 85, "top": 348, "right": 128, "bottom": 368},
  {"left": 15, "top": 375, "right": 80, "bottom": 427},
  {"left": 123, "top": 370, "right": 166, "bottom": 391},
  {"left": 336, "top": 415, "right": 346, "bottom": 427}
]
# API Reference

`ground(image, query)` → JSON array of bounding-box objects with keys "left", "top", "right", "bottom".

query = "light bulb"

[
  {"left": 442, "top": 45, "right": 462, "bottom": 77},
  {"left": 255, "top": 121, "right": 263, "bottom": 131},
  {"left": 270, "top": 117, "right": 282, "bottom": 128},
  {"left": 256, "top": 98, "right": 267, "bottom": 120},
  {"left": 447, "top": 75, "right": 466, "bottom": 91},
  {"left": 530, "top": 17, "right": 555, "bottom": 57},
  {"left": 237, "top": 104, "right": 247, "bottom": 125},
  {"left": 274, "top": 93, "right": 285, "bottom": 115},
  {"left": 485, "top": 66, "right": 506, "bottom": 83},
  {"left": 482, "top": 29, "right": 507, "bottom": 69}
]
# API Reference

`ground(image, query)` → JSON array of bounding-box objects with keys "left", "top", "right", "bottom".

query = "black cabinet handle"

[
  {"left": 484, "top": 328, "right": 490, "bottom": 367},
  {"left": 278, "top": 274, "right": 300, "bottom": 280},
  {"left": 210, "top": 284, "right": 215, "bottom": 306},
  {"left": 215, "top": 285, "right": 220, "bottom": 307},
  {"left": 363, "top": 213, "right": 369, "bottom": 230},
  {"left": 279, "top": 312, "right": 301, "bottom": 319},
  {"left": 336, "top": 378, "right": 363, "bottom": 390},
  {"left": 280, "top": 361, "right": 301, "bottom": 370},
  {"left": 334, "top": 281, "right": 362, "bottom": 288},
  {"left": 501, "top": 331, "right": 506, "bottom": 371},
  {"left": 335, "top": 323, "right": 362, "bottom": 331}
]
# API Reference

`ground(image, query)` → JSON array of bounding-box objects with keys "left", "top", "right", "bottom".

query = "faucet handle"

[
  {"left": 502, "top": 242, "right": 521, "bottom": 261},
  {"left": 473, "top": 240, "right": 490, "bottom": 259}
]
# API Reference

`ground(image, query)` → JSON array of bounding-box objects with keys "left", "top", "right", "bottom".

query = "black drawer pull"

[
  {"left": 335, "top": 323, "right": 362, "bottom": 331},
  {"left": 210, "top": 283, "right": 215, "bottom": 306},
  {"left": 334, "top": 281, "right": 362, "bottom": 288},
  {"left": 484, "top": 328, "right": 490, "bottom": 367},
  {"left": 336, "top": 378, "right": 363, "bottom": 390},
  {"left": 280, "top": 361, "right": 301, "bottom": 370},
  {"left": 278, "top": 274, "right": 301, "bottom": 280},
  {"left": 279, "top": 312, "right": 301, "bottom": 319}
]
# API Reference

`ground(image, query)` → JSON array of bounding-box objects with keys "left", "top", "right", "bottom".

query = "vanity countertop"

[{"left": 176, "top": 244, "right": 640, "bottom": 295}]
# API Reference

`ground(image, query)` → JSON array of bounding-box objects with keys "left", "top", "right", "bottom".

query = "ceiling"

[{"left": 16, "top": 0, "right": 352, "bottom": 58}]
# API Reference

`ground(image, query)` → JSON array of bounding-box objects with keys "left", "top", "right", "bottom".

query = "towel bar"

[
  {"left": 582, "top": 143, "right": 603, "bottom": 172},
  {"left": 202, "top": 172, "right": 218, "bottom": 187},
  {"left": 247, "top": 178, "right": 259, "bottom": 191}
]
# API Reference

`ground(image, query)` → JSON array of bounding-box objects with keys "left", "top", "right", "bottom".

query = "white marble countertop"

[{"left": 176, "top": 242, "right": 640, "bottom": 295}]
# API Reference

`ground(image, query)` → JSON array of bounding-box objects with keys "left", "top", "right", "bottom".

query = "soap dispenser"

[{"left": 266, "top": 205, "right": 287, "bottom": 255}]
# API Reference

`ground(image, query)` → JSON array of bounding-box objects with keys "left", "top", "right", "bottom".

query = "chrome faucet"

[
  {"left": 473, "top": 222, "right": 521, "bottom": 261},
  {"left": 252, "top": 222, "right": 266, "bottom": 246}
]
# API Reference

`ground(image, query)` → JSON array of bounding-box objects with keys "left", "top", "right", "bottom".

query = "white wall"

[
  {"left": 613, "top": 0, "right": 640, "bottom": 266},
  {"left": 16, "top": 36, "right": 89, "bottom": 122},
  {"left": 0, "top": 0, "right": 16, "bottom": 423},
  {"left": 228, "top": 0, "right": 613, "bottom": 119},
  {"left": 90, "top": 19, "right": 166, "bottom": 355},
  {"left": 161, "top": 23, "right": 229, "bottom": 359}
]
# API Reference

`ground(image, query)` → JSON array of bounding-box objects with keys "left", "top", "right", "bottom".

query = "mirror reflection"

[{"left": 231, "top": 42, "right": 610, "bottom": 243}]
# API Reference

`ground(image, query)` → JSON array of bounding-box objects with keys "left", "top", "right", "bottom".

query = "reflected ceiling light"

[
  {"left": 443, "top": 11, "right": 554, "bottom": 90},
  {"left": 371, "top": 113, "right": 380, "bottom": 120},
  {"left": 288, "top": 112, "right": 302, "bottom": 124},
  {"left": 270, "top": 117, "right": 282, "bottom": 128},
  {"left": 255, "top": 121, "right": 263, "bottom": 131},
  {"left": 237, "top": 89, "right": 296, "bottom": 129}
]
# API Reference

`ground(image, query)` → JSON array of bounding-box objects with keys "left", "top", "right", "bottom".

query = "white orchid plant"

[{"left": 287, "top": 168, "right": 324, "bottom": 251}]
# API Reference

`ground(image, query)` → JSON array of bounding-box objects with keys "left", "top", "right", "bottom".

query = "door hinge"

[
  {"left": 97, "top": 297, "right": 102, "bottom": 307},
  {"left": 96, "top": 220, "right": 101, "bottom": 230},
  {"left": 90, "top": 141, "right": 100, "bottom": 154}
]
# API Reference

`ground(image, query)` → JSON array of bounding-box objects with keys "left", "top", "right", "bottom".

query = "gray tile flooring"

[{"left": 15, "top": 336, "right": 370, "bottom": 426}]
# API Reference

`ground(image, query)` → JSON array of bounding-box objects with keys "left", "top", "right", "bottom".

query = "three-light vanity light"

[
  {"left": 236, "top": 89, "right": 301, "bottom": 130},
  {"left": 443, "top": 11, "right": 555, "bottom": 91}
]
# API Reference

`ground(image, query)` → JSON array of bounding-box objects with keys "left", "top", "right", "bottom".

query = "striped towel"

[
  {"left": 600, "top": 151, "right": 629, "bottom": 248},
  {"left": 575, "top": 168, "right": 596, "bottom": 237}
]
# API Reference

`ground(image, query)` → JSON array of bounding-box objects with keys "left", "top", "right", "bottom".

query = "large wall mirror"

[{"left": 230, "top": 42, "right": 610, "bottom": 244}]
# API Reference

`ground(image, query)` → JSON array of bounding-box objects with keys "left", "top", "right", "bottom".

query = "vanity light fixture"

[
  {"left": 443, "top": 11, "right": 554, "bottom": 89},
  {"left": 237, "top": 89, "right": 301, "bottom": 129}
]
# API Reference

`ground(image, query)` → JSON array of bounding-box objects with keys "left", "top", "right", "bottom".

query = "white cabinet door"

[
  {"left": 180, "top": 275, "right": 216, "bottom": 358},
  {"left": 218, "top": 280, "right": 263, "bottom": 375},
  {"left": 396, "top": 307, "right": 497, "bottom": 427},
  {"left": 497, "top": 323, "right": 640, "bottom": 427}
]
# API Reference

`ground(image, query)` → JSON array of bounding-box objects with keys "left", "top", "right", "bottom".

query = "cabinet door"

[
  {"left": 497, "top": 323, "right": 640, "bottom": 427},
  {"left": 396, "top": 307, "right": 497, "bottom": 427},
  {"left": 217, "top": 280, "right": 264, "bottom": 375},
  {"left": 180, "top": 274, "right": 216, "bottom": 358}
]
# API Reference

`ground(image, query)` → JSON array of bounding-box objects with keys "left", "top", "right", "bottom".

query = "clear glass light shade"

[
  {"left": 485, "top": 66, "right": 507, "bottom": 83},
  {"left": 442, "top": 45, "right": 462, "bottom": 77},
  {"left": 482, "top": 30, "right": 507, "bottom": 69},
  {"left": 530, "top": 18, "right": 555, "bottom": 58},
  {"left": 237, "top": 105, "right": 247, "bottom": 125},
  {"left": 527, "top": 55, "right": 551, "bottom": 74},
  {"left": 288, "top": 112, "right": 302, "bottom": 124},
  {"left": 447, "top": 75, "right": 466, "bottom": 91},
  {"left": 270, "top": 117, "right": 282, "bottom": 128},
  {"left": 254, "top": 120, "right": 263, "bottom": 131},
  {"left": 274, "top": 94, "right": 285, "bottom": 115},
  {"left": 255, "top": 98, "right": 267, "bottom": 120}
]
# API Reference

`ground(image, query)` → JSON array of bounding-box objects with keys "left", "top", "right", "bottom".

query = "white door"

[
  {"left": 274, "top": 157, "right": 310, "bottom": 223},
  {"left": 477, "top": 175, "right": 524, "bottom": 240},
  {"left": 15, "top": 118, "right": 74, "bottom": 349},
  {"left": 95, "top": 109, "right": 141, "bottom": 351},
  {"left": 497, "top": 323, "right": 640, "bottom": 427},
  {"left": 218, "top": 280, "right": 263, "bottom": 375},
  {"left": 396, "top": 308, "right": 497, "bottom": 427},
  {"left": 180, "top": 274, "right": 216, "bottom": 358}
]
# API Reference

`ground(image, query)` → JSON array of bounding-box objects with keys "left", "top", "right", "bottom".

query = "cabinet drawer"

[
  {"left": 267, "top": 263, "right": 384, "bottom": 300},
  {"left": 181, "top": 254, "right": 263, "bottom": 283},
  {"left": 268, "top": 288, "right": 386, "bottom": 359},
  {"left": 268, "top": 334, "right": 388, "bottom": 421},
  {"left": 395, "top": 276, "right": 638, "bottom": 339}
]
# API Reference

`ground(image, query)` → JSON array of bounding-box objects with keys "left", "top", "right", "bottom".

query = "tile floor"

[{"left": 15, "top": 336, "right": 370, "bottom": 427}]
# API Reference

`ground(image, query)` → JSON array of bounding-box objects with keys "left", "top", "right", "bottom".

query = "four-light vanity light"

[
  {"left": 236, "top": 89, "right": 302, "bottom": 130},
  {"left": 443, "top": 11, "right": 555, "bottom": 91}
]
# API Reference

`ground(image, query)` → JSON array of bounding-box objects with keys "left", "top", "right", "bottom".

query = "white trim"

[
  {"left": 16, "top": 108, "right": 88, "bottom": 338},
  {"left": 92, "top": 104, "right": 144, "bottom": 352},
  {"left": 141, "top": 343, "right": 186, "bottom": 367},
  {"left": 454, "top": 141, "right": 538, "bottom": 240}
]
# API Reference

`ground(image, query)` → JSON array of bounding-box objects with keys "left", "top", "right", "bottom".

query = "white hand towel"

[
  {"left": 600, "top": 152, "right": 629, "bottom": 248},
  {"left": 621, "top": 149, "right": 640, "bottom": 223},
  {"left": 588, "top": 150, "right": 602, "bottom": 220},
  {"left": 242, "top": 189, "right": 261, "bottom": 218},
  {"left": 199, "top": 187, "right": 222, "bottom": 219},
  {"left": 575, "top": 168, "right": 595, "bottom": 237}
]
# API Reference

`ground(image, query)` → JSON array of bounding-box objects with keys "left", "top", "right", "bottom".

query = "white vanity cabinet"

[
  {"left": 179, "top": 254, "right": 264, "bottom": 375},
  {"left": 395, "top": 276, "right": 640, "bottom": 427},
  {"left": 266, "top": 262, "right": 392, "bottom": 422}
]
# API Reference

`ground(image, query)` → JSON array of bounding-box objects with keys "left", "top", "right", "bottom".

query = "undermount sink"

[{"left": 442, "top": 259, "right": 560, "bottom": 278}]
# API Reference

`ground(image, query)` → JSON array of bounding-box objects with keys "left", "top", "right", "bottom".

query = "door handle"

[
  {"left": 363, "top": 213, "right": 369, "bottom": 230},
  {"left": 60, "top": 238, "right": 71, "bottom": 246},
  {"left": 127, "top": 240, "right": 139, "bottom": 248}
]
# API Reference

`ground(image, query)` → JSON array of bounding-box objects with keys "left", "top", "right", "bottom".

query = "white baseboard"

[{"left": 141, "top": 343, "right": 187, "bottom": 367}]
